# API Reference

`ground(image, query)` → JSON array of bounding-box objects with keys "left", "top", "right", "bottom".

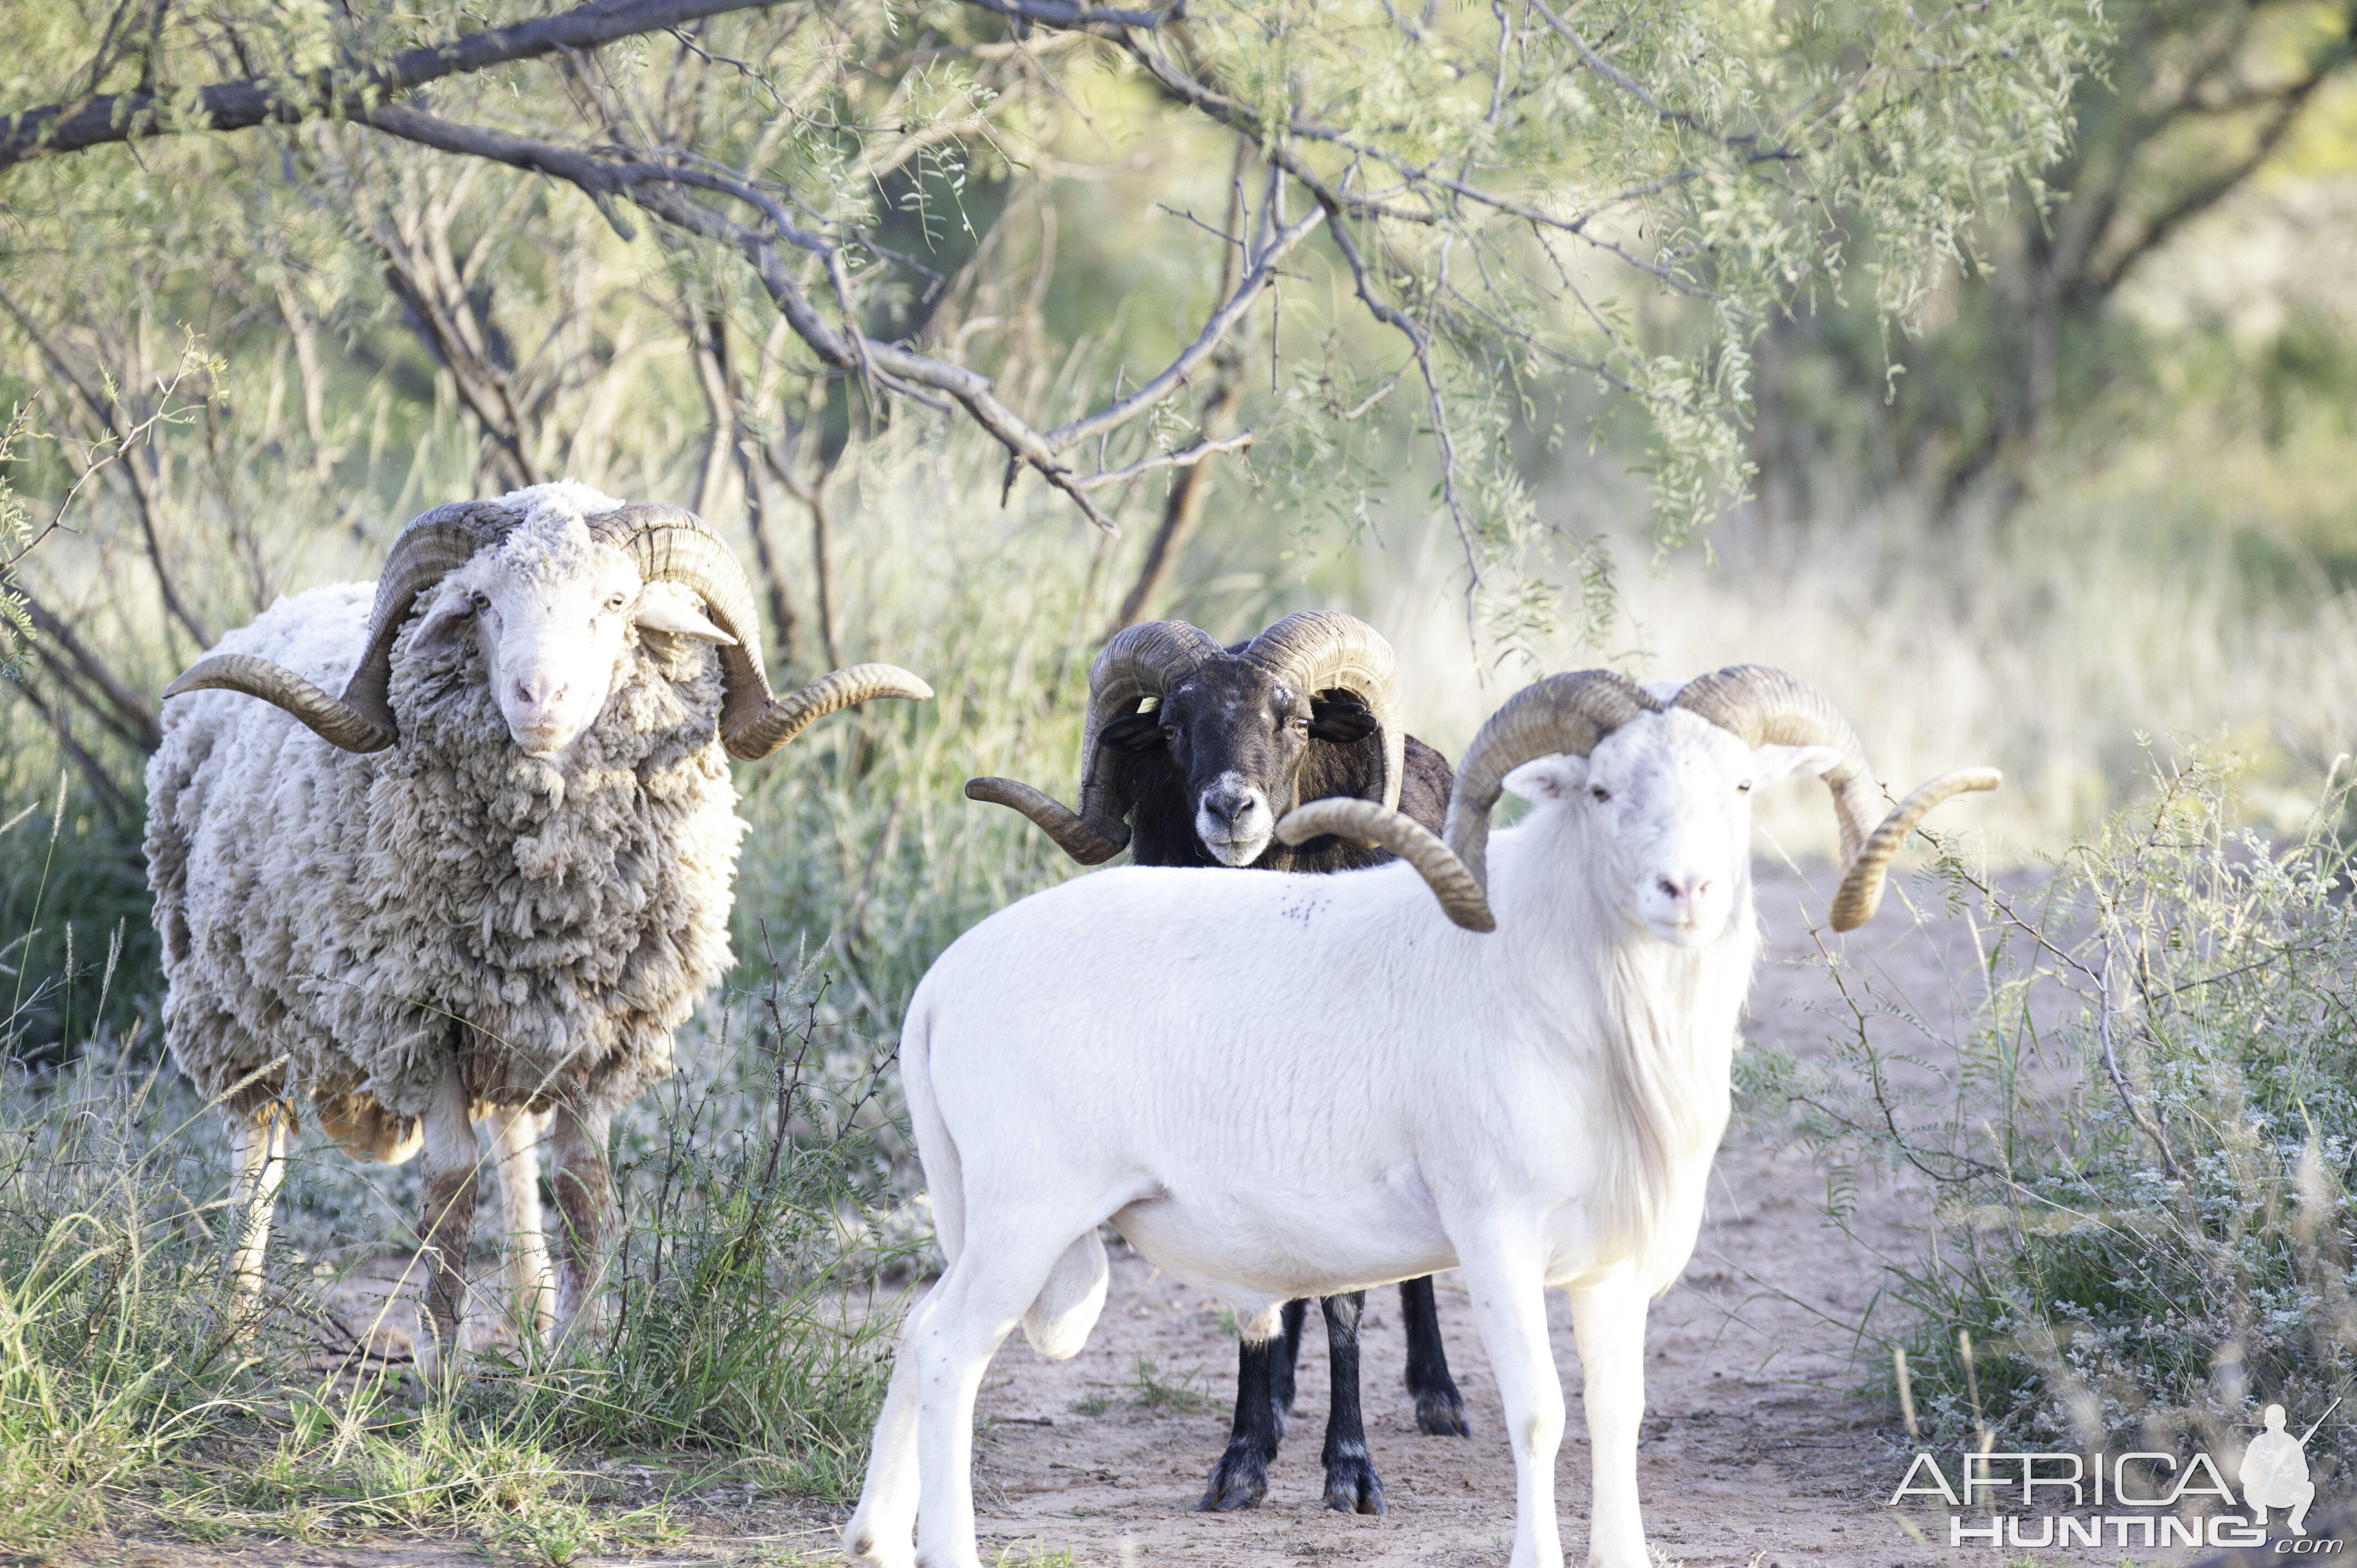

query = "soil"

[{"left": 61, "top": 862, "right": 2202, "bottom": 1567}]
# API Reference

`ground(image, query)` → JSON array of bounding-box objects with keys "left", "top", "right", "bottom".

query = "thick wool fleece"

[{"left": 145, "top": 501, "right": 745, "bottom": 1141}]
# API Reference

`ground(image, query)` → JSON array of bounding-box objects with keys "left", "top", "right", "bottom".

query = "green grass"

[
  {"left": 1123, "top": 1354, "right": 1215, "bottom": 1415},
  {"left": 0, "top": 852, "right": 925, "bottom": 1556}
]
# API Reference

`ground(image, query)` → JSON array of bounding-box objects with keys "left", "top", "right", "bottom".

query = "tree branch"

[
  {"left": 16, "top": 590, "right": 162, "bottom": 753},
  {"left": 1069, "top": 430, "right": 1252, "bottom": 490},
  {"left": 0, "top": 0, "right": 787, "bottom": 177},
  {"left": 1044, "top": 204, "right": 1322, "bottom": 454}
]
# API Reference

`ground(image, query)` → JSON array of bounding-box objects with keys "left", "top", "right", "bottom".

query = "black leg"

[
  {"left": 1271, "top": 1296, "right": 1309, "bottom": 1437},
  {"left": 1319, "top": 1292, "right": 1386, "bottom": 1513},
  {"left": 1399, "top": 1276, "right": 1470, "bottom": 1436},
  {"left": 1201, "top": 1329, "right": 1282, "bottom": 1510}
]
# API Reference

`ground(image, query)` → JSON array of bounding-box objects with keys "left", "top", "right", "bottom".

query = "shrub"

[{"left": 1743, "top": 749, "right": 2357, "bottom": 1465}]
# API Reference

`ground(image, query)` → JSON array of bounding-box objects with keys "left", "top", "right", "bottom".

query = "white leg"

[
  {"left": 912, "top": 1226, "right": 1092, "bottom": 1568},
  {"left": 487, "top": 1106, "right": 553, "bottom": 1339},
  {"left": 228, "top": 1102, "right": 291, "bottom": 1296},
  {"left": 548, "top": 1100, "right": 614, "bottom": 1337},
  {"left": 414, "top": 1058, "right": 478, "bottom": 1380},
  {"left": 1458, "top": 1235, "right": 1565, "bottom": 1568},
  {"left": 1568, "top": 1268, "right": 1651, "bottom": 1568},
  {"left": 845, "top": 1285, "right": 937, "bottom": 1568}
]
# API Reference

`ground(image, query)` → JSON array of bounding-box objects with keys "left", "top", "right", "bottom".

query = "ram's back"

[{"left": 902, "top": 862, "right": 1493, "bottom": 1297}]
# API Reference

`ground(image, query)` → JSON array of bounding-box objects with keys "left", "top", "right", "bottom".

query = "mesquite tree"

[{"left": 0, "top": 0, "right": 2102, "bottom": 754}]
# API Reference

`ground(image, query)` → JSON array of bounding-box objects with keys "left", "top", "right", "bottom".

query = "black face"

[{"left": 1098, "top": 659, "right": 1381, "bottom": 866}]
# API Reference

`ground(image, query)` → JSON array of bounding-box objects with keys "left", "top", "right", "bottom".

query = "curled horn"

[
  {"left": 162, "top": 502, "right": 510, "bottom": 752},
  {"left": 1443, "top": 670, "right": 1663, "bottom": 893},
  {"left": 1826, "top": 768, "right": 2002, "bottom": 930},
  {"left": 1669, "top": 665, "right": 1997, "bottom": 930},
  {"left": 1277, "top": 798, "right": 1495, "bottom": 931},
  {"left": 591, "top": 503, "right": 932, "bottom": 760},
  {"left": 1279, "top": 663, "right": 1998, "bottom": 935},
  {"left": 966, "top": 620, "right": 1224, "bottom": 865},
  {"left": 1239, "top": 611, "right": 1407, "bottom": 814},
  {"left": 1670, "top": 666, "right": 1879, "bottom": 864},
  {"left": 1275, "top": 670, "right": 1660, "bottom": 932}
]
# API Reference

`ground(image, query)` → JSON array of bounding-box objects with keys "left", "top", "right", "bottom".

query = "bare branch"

[
  {"left": 1070, "top": 430, "right": 1253, "bottom": 491},
  {"left": 955, "top": 0, "right": 1181, "bottom": 33},
  {"left": 1317, "top": 196, "right": 1479, "bottom": 616},
  {"left": 0, "top": 0, "right": 818, "bottom": 177},
  {"left": 1527, "top": 0, "right": 1679, "bottom": 122},
  {"left": 16, "top": 589, "right": 163, "bottom": 753},
  {"left": 1044, "top": 204, "right": 1322, "bottom": 455}
]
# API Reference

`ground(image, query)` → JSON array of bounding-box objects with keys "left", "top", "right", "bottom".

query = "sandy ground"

[{"left": 68, "top": 861, "right": 2234, "bottom": 1568}]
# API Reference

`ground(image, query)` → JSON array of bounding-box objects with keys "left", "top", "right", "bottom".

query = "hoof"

[
  {"left": 1322, "top": 1447, "right": 1387, "bottom": 1515},
  {"left": 1414, "top": 1385, "right": 1470, "bottom": 1437},
  {"left": 841, "top": 1523, "right": 914, "bottom": 1568},
  {"left": 1198, "top": 1442, "right": 1272, "bottom": 1511}
]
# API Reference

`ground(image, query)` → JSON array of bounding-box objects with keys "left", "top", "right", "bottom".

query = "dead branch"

[{"left": 1071, "top": 431, "right": 1253, "bottom": 491}]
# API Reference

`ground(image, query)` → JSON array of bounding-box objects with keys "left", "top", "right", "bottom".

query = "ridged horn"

[
  {"left": 161, "top": 501, "right": 512, "bottom": 752},
  {"left": 1826, "top": 768, "right": 2002, "bottom": 931},
  {"left": 1667, "top": 664, "right": 1997, "bottom": 930},
  {"left": 590, "top": 503, "right": 932, "bottom": 760},
  {"left": 965, "top": 620, "right": 1225, "bottom": 865},
  {"left": 1442, "top": 670, "right": 1663, "bottom": 892},
  {"left": 1239, "top": 611, "right": 1407, "bottom": 814},
  {"left": 1669, "top": 666, "right": 1880, "bottom": 866},
  {"left": 1277, "top": 797, "right": 1496, "bottom": 932},
  {"left": 964, "top": 777, "right": 1128, "bottom": 864}
]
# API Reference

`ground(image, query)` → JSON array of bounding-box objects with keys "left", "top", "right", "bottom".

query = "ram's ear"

[
  {"left": 409, "top": 583, "right": 478, "bottom": 654},
  {"left": 634, "top": 587, "right": 735, "bottom": 645},
  {"left": 1307, "top": 690, "right": 1380, "bottom": 745},
  {"left": 1502, "top": 754, "right": 1588, "bottom": 802},
  {"left": 1747, "top": 742, "right": 1844, "bottom": 785},
  {"left": 1098, "top": 712, "right": 1166, "bottom": 754}
]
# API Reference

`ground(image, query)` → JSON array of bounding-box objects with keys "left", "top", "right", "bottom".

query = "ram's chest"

[{"left": 368, "top": 646, "right": 743, "bottom": 989}]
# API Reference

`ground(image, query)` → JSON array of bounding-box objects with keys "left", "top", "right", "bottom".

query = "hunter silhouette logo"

[{"left": 2245, "top": 1400, "right": 2336, "bottom": 1536}]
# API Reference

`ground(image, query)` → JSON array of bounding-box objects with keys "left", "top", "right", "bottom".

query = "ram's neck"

[{"left": 1480, "top": 813, "right": 1754, "bottom": 1284}]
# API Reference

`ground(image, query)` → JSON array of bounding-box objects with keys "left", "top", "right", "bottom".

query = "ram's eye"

[
  {"left": 469, "top": 591, "right": 491, "bottom": 612},
  {"left": 606, "top": 592, "right": 629, "bottom": 612},
  {"left": 1737, "top": 780, "right": 1753, "bottom": 794},
  {"left": 1589, "top": 785, "right": 1610, "bottom": 803},
  {"left": 1291, "top": 716, "right": 1311, "bottom": 734}
]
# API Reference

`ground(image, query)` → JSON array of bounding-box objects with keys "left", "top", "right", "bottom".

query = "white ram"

[
  {"left": 843, "top": 664, "right": 1994, "bottom": 1568},
  {"left": 146, "top": 481, "right": 930, "bottom": 1365}
]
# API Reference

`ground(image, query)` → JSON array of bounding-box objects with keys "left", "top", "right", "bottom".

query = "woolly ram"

[
  {"left": 966, "top": 612, "right": 1465, "bottom": 1515},
  {"left": 145, "top": 481, "right": 930, "bottom": 1366},
  {"left": 844, "top": 664, "right": 1996, "bottom": 1568}
]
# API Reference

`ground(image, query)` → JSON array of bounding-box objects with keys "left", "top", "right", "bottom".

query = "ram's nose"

[
  {"left": 506, "top": 670, "right": 579, "bottom": 754},
  {"left": 1640, "top": 866, "right": 1723, "bottom": 943},
  {"left": 1196, "top": 772, "right": 1273, "bottom": 866},
  {"left": 512, "top": 671, "right": 572, "bottom": 711},
  {"left": 1201, "top": 777, "right": 1257, "bottom": 828},
  {"left": 1655, "top": 870, "right": 1713, "bottom": 909}
]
